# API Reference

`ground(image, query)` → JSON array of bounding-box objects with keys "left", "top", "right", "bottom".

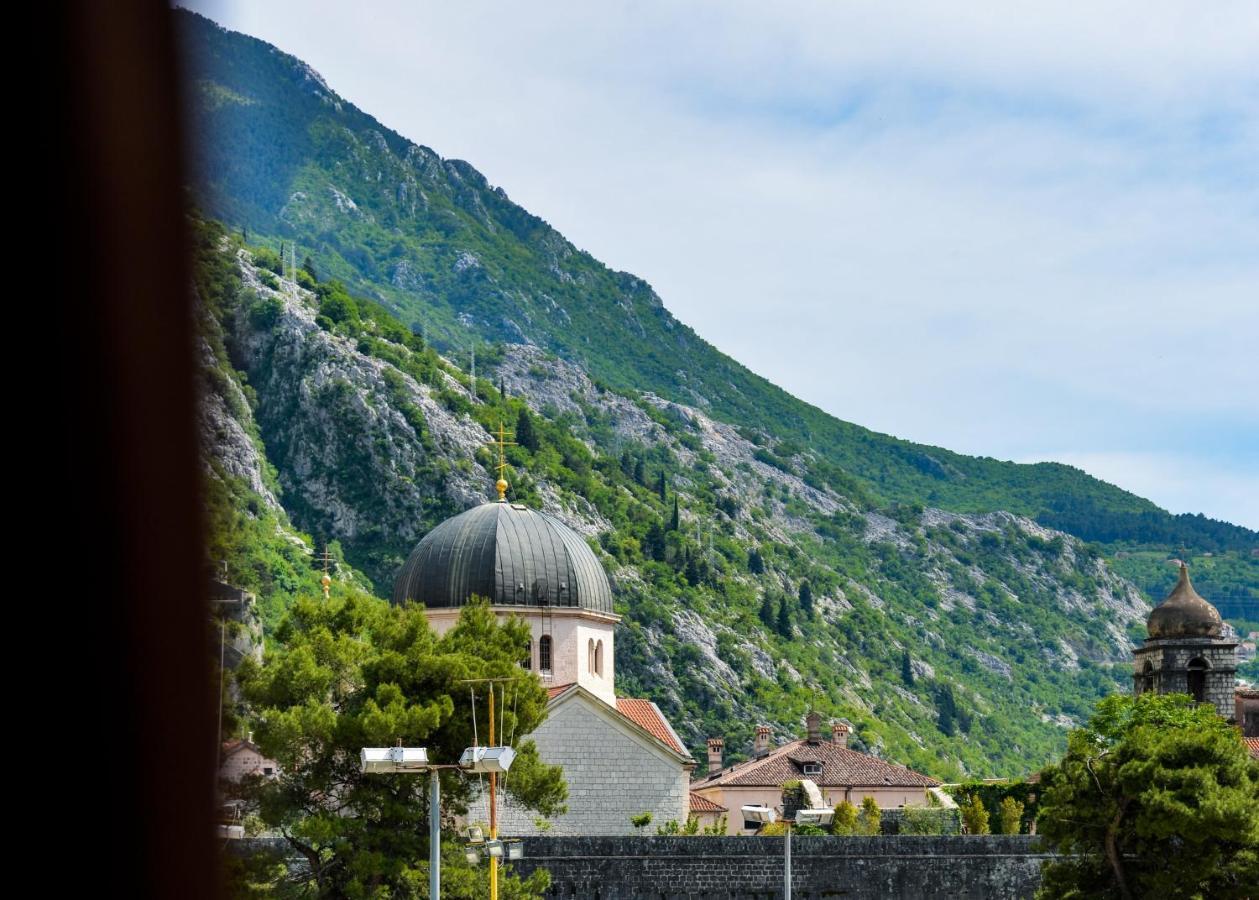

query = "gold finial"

[
  {"left": 487, "top": 421, "right": 516, "bottom": 501},
  {"left": 321, "top": 545, "right": 332, "bottom": 599}
]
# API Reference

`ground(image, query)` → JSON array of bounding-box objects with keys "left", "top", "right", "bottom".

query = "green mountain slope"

[
  {"left": 192, "top": 214, "right": 1155, "bottom": 778},
  {"left": 175, "top": 10, "right": 1254, "bottom": 552}
]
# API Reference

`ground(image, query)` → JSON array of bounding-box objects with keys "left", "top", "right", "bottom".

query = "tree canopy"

[
  {"left": 1036, "top": 693, "right": 1259, "bottom": 900},
  {"left": 228, "top": 592, "right": 564, "bottom": 897}
]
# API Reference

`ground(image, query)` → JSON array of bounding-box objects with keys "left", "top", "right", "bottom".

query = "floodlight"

[
  {"left": 794, "top": 808, "right": 835, "bottom": 826},
  {"left": 466, "top": 825, "right": 484, "bottom": 843},
  {"left": 360, "top": 746, "right": 429, "bottom": 773},
  {"left": 459, "top": 745, "right": 516, "bottom": 774},
  {"left": 485, "top": 839, "right": 505, "bottom": 858},
  {"left": 506, "top": 842, "right": 524, "bottom": 861},
  {"left": 464, "top": 848, "right": 481, "bottom": 865},
  {"left": 740, "top": 804, "right": 776, "bottom": 824}
]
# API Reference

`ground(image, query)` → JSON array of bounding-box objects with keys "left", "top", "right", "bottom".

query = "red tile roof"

[
  {"left": 688, "top": 791, "right": 727, "bottom": 814},
  {"left": 1245, "top": 737, "right": 1259, "bottom": 760},
  {"left": 616, "top": 698, "right": 690, "bottom": 757},
  {"left": 694, "top": 738, "right": 938, "bottom": 789},
  {"left": 546, "top": 682, "right": 576, "bottom": 701}
]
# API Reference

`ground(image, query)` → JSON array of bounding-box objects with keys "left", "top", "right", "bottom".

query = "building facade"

[{"left": 692, "top": 713, "right": 939, "bottom": 834}]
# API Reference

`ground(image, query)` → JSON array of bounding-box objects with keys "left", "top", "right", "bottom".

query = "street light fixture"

[
  {"left": 459, "top": 745, "right": 516, "bottom": 774},
  {"left": 360, "top": 746, "right": 430, "bottom": 773}
]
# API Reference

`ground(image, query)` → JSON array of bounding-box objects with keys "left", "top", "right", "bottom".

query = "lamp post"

[
  {"left": 362, "top": 742, "right": 518, "bottom": 899},
  {"left": 742, "top": 805, "right": 790, "bottom": 900}
]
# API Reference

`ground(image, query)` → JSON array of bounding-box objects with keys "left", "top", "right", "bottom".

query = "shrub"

[
  {"left": 997, "top": 796, "right": 1024, "bottom": 835},
  {"left": 961, "top": 794, "right": 990, "bottom": 835}
]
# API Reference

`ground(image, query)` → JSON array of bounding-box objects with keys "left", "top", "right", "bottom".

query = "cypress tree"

[
  {"left": 901, "top": 651, "right": 915, "bottom": 686},
  {"left": 302, "top": 255, "right": 317, "bottom": 280},
  {"left": 516, "top": 408, "right": 539, "bottom": 452},
  {"left": 634, "top": 458, "right": 646, "bottom": 486},
  {"left": 776, "top": 596, "right": 792, "bottom": 638},
  {"left": 798, "top": 580, "right": 813, "bottom": 617},
  {"left": 758, "top": 595, "right": 775, "bottom": 628},
  {"left": 656, "top": 470, "right": 668, "bottom": 501},
  {"left": 669, "top": 496, "right": 680, "bottom": 531},
  {"left": 748, "top": 548, "right": 765, "bottom": 574}
]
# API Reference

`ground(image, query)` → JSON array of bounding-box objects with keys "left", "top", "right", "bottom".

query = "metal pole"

[
  {"left": 489, "top": 685, "right": 498, "bottom": 900},
  {"left": 430, "top": 771, "right": 440, "bottom": 900},
  {"left": 784, "top": 823, "right": 791, "bottom": 900}
]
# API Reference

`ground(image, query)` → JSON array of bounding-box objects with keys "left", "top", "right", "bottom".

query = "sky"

[{"left": 186, "top": 1, "right": 1259, "bottom": 529}]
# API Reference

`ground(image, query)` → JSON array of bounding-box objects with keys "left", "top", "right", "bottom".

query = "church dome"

[
  {"left": 1146, "top": 563, "right": 1222, "bottom": 640},
  {"left": 392, "top": 501, "right": 613, "bottom": 614}
]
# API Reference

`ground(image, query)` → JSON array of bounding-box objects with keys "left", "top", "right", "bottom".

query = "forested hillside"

[
  {"left": 193, "top": 217, "right": 1156, "bottom": 778},
  {"left": 176, "top": 9, "right": 1254, "bottom": 554}
]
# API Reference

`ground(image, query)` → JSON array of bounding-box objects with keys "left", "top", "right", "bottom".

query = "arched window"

[
  {"left": 1187, "top": 658, "right": 1208, "bottom": 704},
  {"left": 1141, "top": 661, "right": 1154, "bottom": 695},
  {"left": 595, "top": 640, "right": 604, "bottom": 676},
  {"left": 539, "top": 635, "right": 552, "bottom": 675},
  {"left": 522, "top": 638, "right": 532, "bottom": 671},
  {"left": 588, "top": 638, "right": 595, "bottom": 674}
]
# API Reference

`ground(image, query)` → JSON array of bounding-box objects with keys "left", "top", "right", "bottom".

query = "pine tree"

[
  {"left": 516, "top": 407, "right": 539, "bottom": 452},
  {"left": 798, "top": 580, "right": 813, "bottom": 617},
  {"left": 633, "top": 458, "right": 645, "bottom": 486},
  {"left": 684, "top": 552, "right": 701, "bottom": 587},
  {"left": 1038, "top": 693, "right": 1259, "bottom": 899},
  {"left": 776, "top": 596, "right": 792, "bottom": 638},
  {"left": 301, "top": 255, "right": 317, "bottom": 281},
  {"left": 748, "top": 548, "right": 765, "bottom": 574},
  {"left": 901, "top": 651, "right": 915, "bottom": 686},
  {"left": 758, "top": 594, "right": 775, "bottom": 629}
]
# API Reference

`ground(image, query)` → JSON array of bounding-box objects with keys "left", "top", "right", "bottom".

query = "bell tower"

[{"left": 1133, "top": 562, "right": 1237, "bottom": 720}]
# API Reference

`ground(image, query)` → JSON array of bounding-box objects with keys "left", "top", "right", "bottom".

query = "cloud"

[{"left": 186, "top": 1, "right": 1259, "bottom": 526}]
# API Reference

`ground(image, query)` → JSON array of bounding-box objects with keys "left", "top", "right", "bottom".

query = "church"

[
  {"left": 392, "top": 474, "right": 695, "bottom": 835},
  {"left": 1132, "top": 561, "right": 1237, "bottom": 718}
]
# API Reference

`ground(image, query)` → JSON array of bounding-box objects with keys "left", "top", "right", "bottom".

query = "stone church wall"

[{"left": 493, "top": 698, "right": 690, "bottom": 836}]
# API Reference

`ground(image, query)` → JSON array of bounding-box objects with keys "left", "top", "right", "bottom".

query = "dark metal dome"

[
  {"left": 392, "top": 501, "right": 613, "bottom": 613},
  {"left": 1146, "top": 563, "right": 1222, "bottom": 640}
]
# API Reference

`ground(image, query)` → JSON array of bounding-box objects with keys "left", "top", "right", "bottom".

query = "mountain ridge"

[{"left": 175, "top": 9, "right": 1254, "bottom": 550}]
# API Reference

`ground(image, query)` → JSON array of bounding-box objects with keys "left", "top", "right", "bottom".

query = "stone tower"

[{"left": 1133, "top": 562, "right": 1237, "bottom": 720}]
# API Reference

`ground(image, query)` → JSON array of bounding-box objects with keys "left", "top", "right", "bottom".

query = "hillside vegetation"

[{"left": 194, "top": 217, "right": 1154, "bottom": 778}]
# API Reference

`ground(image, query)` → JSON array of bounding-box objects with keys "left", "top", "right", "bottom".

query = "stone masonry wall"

[
  {"left": 515, "top": 835, "right": 1050, "bottom": 899},
  {"left": 494, "top": 697, "right": 690, "bottom": 836}
]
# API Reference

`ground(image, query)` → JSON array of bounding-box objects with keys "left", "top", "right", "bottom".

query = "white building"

[{"left": 393, "top": 487, "right": 695, "bottom": 834}]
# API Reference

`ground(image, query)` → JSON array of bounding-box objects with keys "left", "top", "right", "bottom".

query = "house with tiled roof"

[
  {"left": 692, "top": 712, "right": 939, "bottom": 834},
  {"left": 394, "top": 479, "right": 694, "bottom": 835},
  {"left": 687, "top": 790, "right": 728, "bottom": 831},
  {"left": 1244, "top": 737, "right": 1259, "bottom": 761}
]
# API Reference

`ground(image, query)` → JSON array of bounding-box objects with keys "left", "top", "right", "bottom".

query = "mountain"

[
  {"left": 175, "top": 10, "right": 1253, "bottom": 553},
  {"left": 179, "top": 9, "right": 1256, "bottom": 779}
]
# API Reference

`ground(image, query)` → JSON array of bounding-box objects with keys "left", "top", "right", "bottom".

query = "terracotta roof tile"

[
  {"left": 616, "top": 698, "right": 691, "bottom": 758},
  {"left": 694, "top": 739, "right": 938, "bottom": 789},
  {"left": 546, "top": 682, "right": 576, "bottom": 701},
  {"left": 1245, "top": 737, "right": 1259, "bottom": 760},
  {"left": 688, "top": 791, "right": 727, "bottom": 813}
]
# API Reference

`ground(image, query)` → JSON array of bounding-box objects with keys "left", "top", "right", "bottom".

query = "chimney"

[
  {"left": 707, "top": 738, "right": 724, "bottom": 772},
  {"left": 806, "top": 711, "right": 822, "bottom": 743},
  {"left": 753, "top": 725, "right": 772, "bottom": 757},
  {"left": 832, "top": 722, "right": 849, "bottom": 747}
]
